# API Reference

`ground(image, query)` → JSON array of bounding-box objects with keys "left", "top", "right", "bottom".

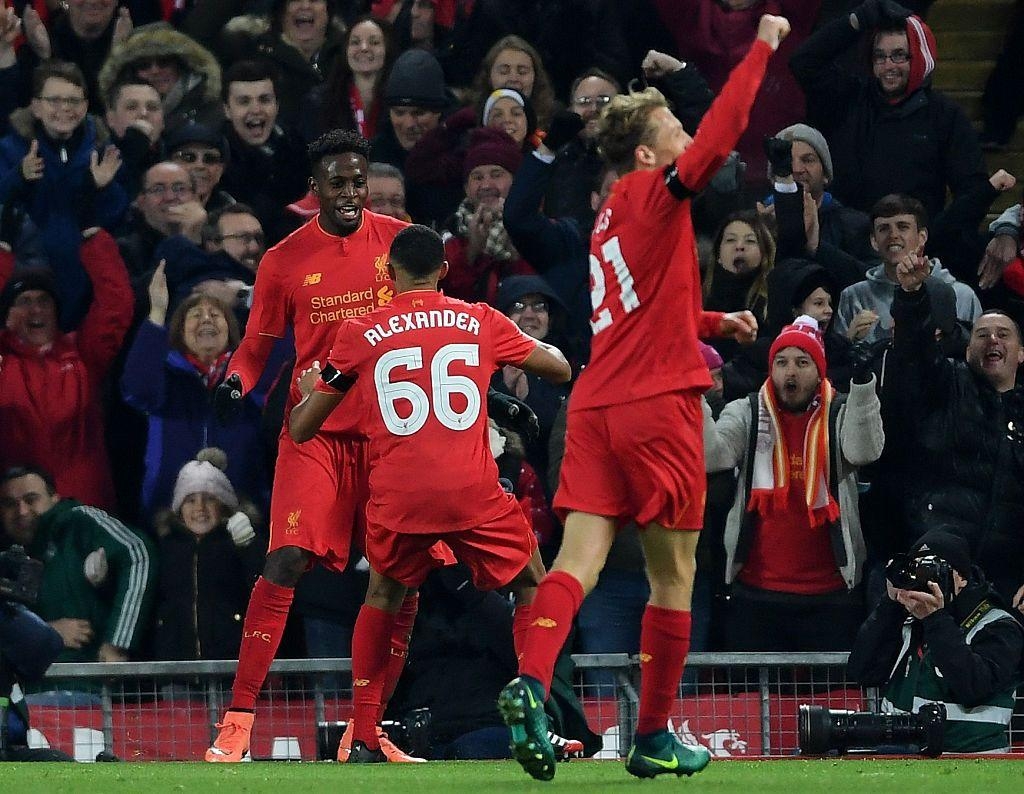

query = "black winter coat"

[
  {"left": 790, "top": 16, "right": 989, "bottom": 223},
  {"left": 154, "top": 525, "right": 262, "bottom": 661},
  {"left": 890, "top": 285, "right": 1024, "bottom": 604}
]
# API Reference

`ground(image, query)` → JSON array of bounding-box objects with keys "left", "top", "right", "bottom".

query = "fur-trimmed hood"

[
  {"left": 98, "top": 22, "right": 221, "bottom": 107},
  {"left": 7, "top": 108, "right": 112, "bottom": 147}
]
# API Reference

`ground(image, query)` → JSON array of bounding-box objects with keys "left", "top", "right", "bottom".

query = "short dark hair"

[
  {"left": 202, "top": 202, "right": 260, "bottom": 245},
  {"left": 32, "top": 60, "right": 87, "bottom": 99},
  {"left": 167, "top": 293, "right": 240, "bottom": 353},
  {"left": 870, "top": 193, "right": 928, "bottom": 230},
  {"left": 389, "top": 225, "right": 444, "bottom": 278},
  {"left": 0, "top": 465, "right": 57, "bottom": 494},
  {"left": 307, "top": 128, "right": 371, "bottom": 174},
  {"left": 569, "top": 67, "right": 622, "bottom": 101},
  {"left": 105, "top": 78, "right": 158, "bottom": 113},
  {"left": 222, "top": 60, "right": 280, "bottom": 103},
  {"left": 976, "top": 309, "right": 1023, "bottom": 343}
]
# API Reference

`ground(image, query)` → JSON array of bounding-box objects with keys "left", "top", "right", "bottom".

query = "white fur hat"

[{"left": 171, "top": 448, "right": 238, "bottom": 513}]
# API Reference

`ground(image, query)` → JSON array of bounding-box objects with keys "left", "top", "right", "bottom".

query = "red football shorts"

[
  {"left": 268, "top": 429, "right": 369, "bottom": 572},
  {"left": 366, "top": 496, "right": 537, "bottom": 589},
  {"left": 553, "top": 389, "right": 706, "bottom": 530}
]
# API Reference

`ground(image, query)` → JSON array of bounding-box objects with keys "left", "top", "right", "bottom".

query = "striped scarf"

[{"left": 748, "top": 380, "right": 839, "bottom": 528}]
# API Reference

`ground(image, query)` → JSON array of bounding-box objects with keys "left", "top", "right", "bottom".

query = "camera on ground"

[{"left": 798, "top": 703, "right": 946, "bottom": 757}]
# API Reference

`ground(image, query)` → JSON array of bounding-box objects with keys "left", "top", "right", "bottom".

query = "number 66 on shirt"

[{"left": 290, "top": 289, "right": 571, "bottom": 534}]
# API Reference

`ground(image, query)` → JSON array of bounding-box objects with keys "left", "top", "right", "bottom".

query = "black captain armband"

[
  {"left": 320, "top": 364, "right": 356, "bottom": 393},
  {"left": 663, "top": 164, "right": 695, "bottom": 201}
]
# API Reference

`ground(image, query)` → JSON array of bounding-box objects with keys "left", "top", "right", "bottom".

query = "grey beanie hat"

[
  {"left": 171, "top": 448, "right": 238, "bottom": 513},
  {"left": 385, "top": 50, "right": 448, "bottom": 110},
  {"left": 777, "top": 123, "right": 834, "bottom": 182}
]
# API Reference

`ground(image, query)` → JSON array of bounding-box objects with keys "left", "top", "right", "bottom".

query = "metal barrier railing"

[{"left": 18, "top": 653, "right": 1018, "bottom": 761}]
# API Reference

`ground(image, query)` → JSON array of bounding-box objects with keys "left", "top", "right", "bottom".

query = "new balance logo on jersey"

[
  {"left": 303, "top": 272, "right": 323, "bottom": 286},
  {"left": 353, "top": 678, "right": 370, "bottom": 687},
  {"left": 531, "top": 617, "right": 557, "bottom": 628}
]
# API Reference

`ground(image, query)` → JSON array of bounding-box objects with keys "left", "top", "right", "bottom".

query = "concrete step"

[
  {"left": 974, "top": 120, "right": 1024, "bottom": 151},
  {"left": 934, "top": 30, "right": 1007, "bottom": 60},
  {"left": 932, "top": 60, "right": 996, "bottom": 92},
  {"left": 947, "top": 90, "right": 983, "bottom": 119},
  {"left": 927, "top": 0, "right": 1017, "bottom": 31}
]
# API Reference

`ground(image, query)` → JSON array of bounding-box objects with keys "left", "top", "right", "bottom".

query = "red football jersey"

[
  {"left": 571, "top": 40, "right": 772, "bottom": 411},
  {"left": 324, "top": 290, "right": 537, "bottom": 534},
  {"left": 244, "top": 210, "right": 407, "bottom": 433}
]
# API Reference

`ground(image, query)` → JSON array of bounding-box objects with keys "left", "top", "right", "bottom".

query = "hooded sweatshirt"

[{"left": 835, "top": 259, "right": 981, "bottom": 346}]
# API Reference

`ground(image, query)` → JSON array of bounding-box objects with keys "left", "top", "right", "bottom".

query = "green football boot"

[
  {"left": 625, "top": 729, "right": 711, "bottom": 779},
  {"left": 497, "top": 676, "right": 556, "bottom": 781}
]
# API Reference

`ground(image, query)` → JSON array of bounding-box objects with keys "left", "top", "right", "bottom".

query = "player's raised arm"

[
  {"left": 288, "top": 362, "right": 351, "bottom": 442},
  {"left": 674, "top": 14, "right": 790, "bottom": 193},
  {"left": 519, "top": 341, "right": 572, "bottom": 384}
]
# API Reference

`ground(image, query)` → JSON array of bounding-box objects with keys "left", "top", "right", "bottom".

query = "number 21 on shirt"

[{"left": 590, "top": 236, "right": 640, "bottom": 334}]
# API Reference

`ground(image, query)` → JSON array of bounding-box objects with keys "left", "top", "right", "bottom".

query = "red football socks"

[
  {"left": 351, "top": 605, "right": 398, "bottom": 750},
  {"left": 636, "top": 605, "right": 691, "bottom": 735},
  {"left": 519, "top": 570, "right": 585, "bottom": 696},
  {"left": 230, "top": 577, "right": 294, "bottom": 711},
  {"left": 512, "top": 602, "right": 532, "bottom": 662},
  {"left": 378, "top": 592, "right": 418, "bottom": 722}
]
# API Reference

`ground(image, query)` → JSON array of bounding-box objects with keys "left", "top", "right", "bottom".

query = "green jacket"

[{"left": 27, "top": 500, "right": 156, "bottom": 663}]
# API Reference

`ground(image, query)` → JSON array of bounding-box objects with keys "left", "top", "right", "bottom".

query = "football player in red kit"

[
  {"left": 498, "top": 14, "right": 792, "bottom": 782},
  {"left": 289, "top": 224, "right": 571, "bottom": 762},
  {"left": 205, "top": 129, "right": 420, "bottom": 763}
]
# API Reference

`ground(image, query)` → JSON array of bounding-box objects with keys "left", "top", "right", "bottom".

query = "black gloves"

[
  {"left": 764, "top": 136, "right": 793, "bottom": 178},
  {"left": 542, "top": 110, "right": 585, "bottom": 153},
  {"left": 214, "top": 373, "right": 244, "bottom": 424},
  {"left": 880, "top": 0, "right": 913, "bottom": 21},
  {"left": 487, "top": 388, "right": 540, "bottom": 442},
  {"left": 854, "top": 0, "right": 912, "bottom": 29}
]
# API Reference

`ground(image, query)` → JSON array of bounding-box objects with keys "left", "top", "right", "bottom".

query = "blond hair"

[{"left": 597, "top": 87, "right": 669, "bottom": 176}]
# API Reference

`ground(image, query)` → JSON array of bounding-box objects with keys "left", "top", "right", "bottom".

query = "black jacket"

[
  {"left": 790, "top": 16, "right": 989, "bottom": 223},
  {"left": 889, "top": 285, "right": 1024, "bottom": 603},
  {"left": 220, "top": 125, "right": 309, "bottom": 244},
  {"left": 847, "top": 574, "right": 1023, "bottom": 708},
  {"left": 154, "top": 523, "right": 263, "bottom": 661}
]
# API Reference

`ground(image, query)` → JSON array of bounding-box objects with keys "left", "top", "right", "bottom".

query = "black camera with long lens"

[
  {"left": 0, "top": 545, "right": 44, "bottom": 606},
  {"left": 799, "top": 703, "right": 946, "bottom": 757},
  {"left": 885, "top": 553, "right": 955, "bottom": 603}
]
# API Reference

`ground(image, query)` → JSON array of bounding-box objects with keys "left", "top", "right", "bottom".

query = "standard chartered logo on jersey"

[{"left": 308, "top": 289, "right": 376, "bottom": 324}]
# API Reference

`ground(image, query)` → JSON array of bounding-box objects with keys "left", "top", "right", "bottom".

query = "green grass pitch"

[{"left": 0, "top": 758, "right": 1022, "bottom": 793}]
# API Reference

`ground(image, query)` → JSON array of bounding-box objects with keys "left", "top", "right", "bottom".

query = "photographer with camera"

[
  {"left": 0, "top": 466, "right": 155, "bottom": 667},
  {"left": 0, "top": 546, "right": 72, "bottom": 761},
  {"left": 847, "top": 530, "right": 1023, "bottom": 753}
]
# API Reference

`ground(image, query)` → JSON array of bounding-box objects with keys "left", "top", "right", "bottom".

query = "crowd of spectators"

[{"left": 1, "top": 0, "right": 1023, "bottom": 715}]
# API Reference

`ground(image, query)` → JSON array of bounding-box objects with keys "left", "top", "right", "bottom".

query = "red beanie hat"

[
  {"left": 462, "top": 127, "right": 522, "bottom": 180},
  {"left": 769, "top": 314, "right": 826, "bottom": 378},
  {"left": 904, "top": 15, "right": 936, "bottom": 95}
]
